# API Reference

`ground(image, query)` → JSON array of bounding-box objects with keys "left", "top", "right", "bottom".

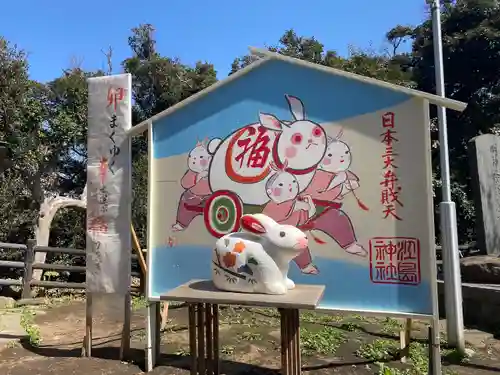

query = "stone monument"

[{"left": 469, "top": 134, "right": 500, "bottom": 256}]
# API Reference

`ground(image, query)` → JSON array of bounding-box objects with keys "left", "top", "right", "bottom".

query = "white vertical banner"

[{"left": 86, "top": 74, "right": 132, "bottom": 295}]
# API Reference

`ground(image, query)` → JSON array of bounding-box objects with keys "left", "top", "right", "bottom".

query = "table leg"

[
  {"left": 212, "top": 304, "right": 220, "bottom": 375},
  {"left": 188, "top": 303, "right": 220, "bottom": 375},
  {"left": 205, "top": 304, "right": 213, "bottom": 375},
  {"left": 291, "top": 309, "right": 301, "bottom": 375},
  {"left": 189, "top": 304, "right": 197, "bottom": 375},
  {"left": 197, "top": 303, "right": 206, "bottom": 374},
  {"left": 280, "top": 308, "right": 301, "bottom": 375}
]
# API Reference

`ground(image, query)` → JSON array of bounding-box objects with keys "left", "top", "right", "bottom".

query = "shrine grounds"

[{"left": 0, "top": 294, "right": 499, "bottom": 375}]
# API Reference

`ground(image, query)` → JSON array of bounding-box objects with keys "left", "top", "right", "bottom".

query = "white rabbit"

[
  {"left": 265, "top": 160, "right": 300, "bottom": 204},
  {"left": 188, "top": 138, "right": 212, "bottom": 180},
  {"left": 207, "top": 95, "right": 327, "bottom": 206},
  {"left": 211, "top": 213, "right": 308, "bottom": 295},
  {"left": 259, "top": 94, "right": 327, "bottom": 175},
  {"left": 319, "top": 130, "right": 360, "bottom": 193}
]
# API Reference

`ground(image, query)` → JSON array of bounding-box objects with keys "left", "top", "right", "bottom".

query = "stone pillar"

[{"left": 469, "top": 134, "right": 500, "bottom": 255}]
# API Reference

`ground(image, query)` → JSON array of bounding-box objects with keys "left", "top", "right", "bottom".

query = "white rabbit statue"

[{"left": 211, "top": 213, "right": 308, "bottom": 295}]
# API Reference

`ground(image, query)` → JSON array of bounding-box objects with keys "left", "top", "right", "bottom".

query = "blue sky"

[{"left": 1, "top": 0, "right": 428, "bottom": 83}]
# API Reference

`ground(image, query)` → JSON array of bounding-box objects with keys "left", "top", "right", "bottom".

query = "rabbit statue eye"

[
  {"left": 345, "top": 151, "right": 349, "bottom": 154},
  {"left": 200, "top": 155, "right": 204, "bottom": 158},
  {"left": 279, "top": 231, "right": 286, "bottom": 238},
  {"left": 327, "top": 153, "right": 332, "bottom": 157},
  {"left": 278, "top": 183, "right": 283, "bottom": 187}
]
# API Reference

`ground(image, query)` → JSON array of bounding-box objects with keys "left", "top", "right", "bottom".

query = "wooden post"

[
  {"left": 120, "top": 292, "right": 131, "bottom": 360},
  {"left": 212, "top": 304, "right": 219, "bottom": 375},
  {"left": 131, "top": 225, "right": 170, "bottom": 331},
  {"left": 161, "top": 302, "right": 169, "bottom": 331},
  {"left": 155, "top": 301, "right": 161, "bottom": 361},
  {"left": 188, "top": 304, "right": 197, "bottom": 375},
  {"left": 131, "top": 225, "right": 147, "bottom": 275},
  {"left": 197, "top": 303, "right": 206, "bottom": 375},
  {"left": 82, "top": 291, "right": 93, "bottom": 357},
  {"left": 400, "top": 318, "right": 412, "bottom": 363},
  {"left": 205, "top": 304, "right": 213, "bottom": 375},
  {"left": 21, "top": 239, "right": 35, "bottom": 299}
]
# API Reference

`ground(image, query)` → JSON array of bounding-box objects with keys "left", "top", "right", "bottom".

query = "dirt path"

[{"left": 0, "top": 296, "right": 499, "bottom": 375}]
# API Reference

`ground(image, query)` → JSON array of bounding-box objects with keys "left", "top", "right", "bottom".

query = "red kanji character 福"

[{"left": 235, "top": 126, "right": 271, "bottom": 169}]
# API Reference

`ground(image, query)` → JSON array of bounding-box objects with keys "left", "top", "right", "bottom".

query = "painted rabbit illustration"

[
  {"left": 211, "top": 214, "right": 308, "bottom": 295},
  {"left": 207, "top": 95, "right": 327, "bottom": 206},
  {"left": 172, "top": 138, "right": 213, "bottom": 232},
  {"left": 293, "top": 131, "right": 368, "bottom": 274},
  {"left": 258, "top": 94, "right": 327, "bottom": 175},
  {"left": 319, "top": 130, "right": 362, "bottom": 198}
]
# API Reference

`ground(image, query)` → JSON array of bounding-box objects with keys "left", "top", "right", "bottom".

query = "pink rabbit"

[
  {"left": 265, "top": 160, "right": 300, "bottom": 204},
  {"left": 319, "top": 130, "right": 360, "bottom": 197},
  {"left": 260, "top": 161, "right": 318, "bottom": 274},
  {"left": 295, "top": 131, "right": 368, "bottom": 271},
  {"left": 172, "top": 138, "right": 213, "bottom": 232},
  {"left": 262, "top": 160, "right": 315, "bottom": 227}
]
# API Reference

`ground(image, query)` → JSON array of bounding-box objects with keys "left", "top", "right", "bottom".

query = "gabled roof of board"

[{"left": 128, "top": 46, "right": 467, "bottom": 137}]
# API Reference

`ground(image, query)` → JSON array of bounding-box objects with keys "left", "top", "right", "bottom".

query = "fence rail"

[{"left": 0, "top": 240, "right": 146, "bottom": 299}]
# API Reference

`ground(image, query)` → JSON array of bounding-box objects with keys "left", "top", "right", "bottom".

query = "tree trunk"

[{"left": 32, "top": 193, "right": 87, "bottom": 280}]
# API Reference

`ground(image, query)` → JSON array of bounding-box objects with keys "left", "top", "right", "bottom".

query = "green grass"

[
  {"left": 20, "top": 308, "right": 41, "bottom": 346},
  {"left": 300, "top": 326, "right": 347, "bottom": 356},
  {"left": 131, "top": 296, "right": 148, "bottom": 310}
]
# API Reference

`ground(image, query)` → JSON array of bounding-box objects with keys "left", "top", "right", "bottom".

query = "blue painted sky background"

[
  {"left": 152, "top": 59, "right": 411, "bottom": 159},
  {"left": 1, "top": 0, "right": 428, "bottom": 83}
]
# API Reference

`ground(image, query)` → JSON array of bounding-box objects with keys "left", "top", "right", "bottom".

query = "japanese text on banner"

[{"left": 380, "top": 112, "right": 403, "bottom": 220}]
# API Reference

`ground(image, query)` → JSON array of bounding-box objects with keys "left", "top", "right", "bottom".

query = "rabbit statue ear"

[{"left": 241, "top": 215, "right": 267, "bottom": 235}]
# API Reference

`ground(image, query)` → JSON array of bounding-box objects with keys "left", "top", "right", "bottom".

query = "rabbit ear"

[
  {"left": 259, "top": 112, "right": 286, "bottom": 132},
  {"left": 241, "top": 215, "right": 267, "bottom": 235},
  {"left": 269, "top": 161, "right": 279, "bottom": 171},
  {"left": 282, "top": 159, "right": 289, "bottom": 170},
  {"left": 285, "top": 95, "right": 305, "bottom": 120},
  {"left": 196, "top": 137, "right": 202, "bottom": 147}
]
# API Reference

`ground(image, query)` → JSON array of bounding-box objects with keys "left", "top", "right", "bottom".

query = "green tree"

[
  {"left": 123, "top": 24, "right": 218, "bottom": 244},
  {"left": 388, "top": 0, "right": 500, "bottom": 243},
  {"left": 230, "top": 29, "right": 414, "bottom": 86}
]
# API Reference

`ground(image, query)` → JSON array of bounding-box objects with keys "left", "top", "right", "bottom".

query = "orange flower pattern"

[
  {"left": 233, "top": 241, "right": 246, "bottom": 253},
  {"left": 222, "top": 252, "right": 237, "bottom": 268}
]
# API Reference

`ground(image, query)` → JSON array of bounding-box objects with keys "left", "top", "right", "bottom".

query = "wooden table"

[{"left": 160, "top": 279, "right": 325, "bottom": 375}]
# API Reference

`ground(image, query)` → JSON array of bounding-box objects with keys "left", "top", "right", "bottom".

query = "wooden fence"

[
  {"left": 0, "top": 240, "right": 145, "bottom": 299},
  {"left": 0, "top": 240, "right": 481, "bottom": 299}
]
